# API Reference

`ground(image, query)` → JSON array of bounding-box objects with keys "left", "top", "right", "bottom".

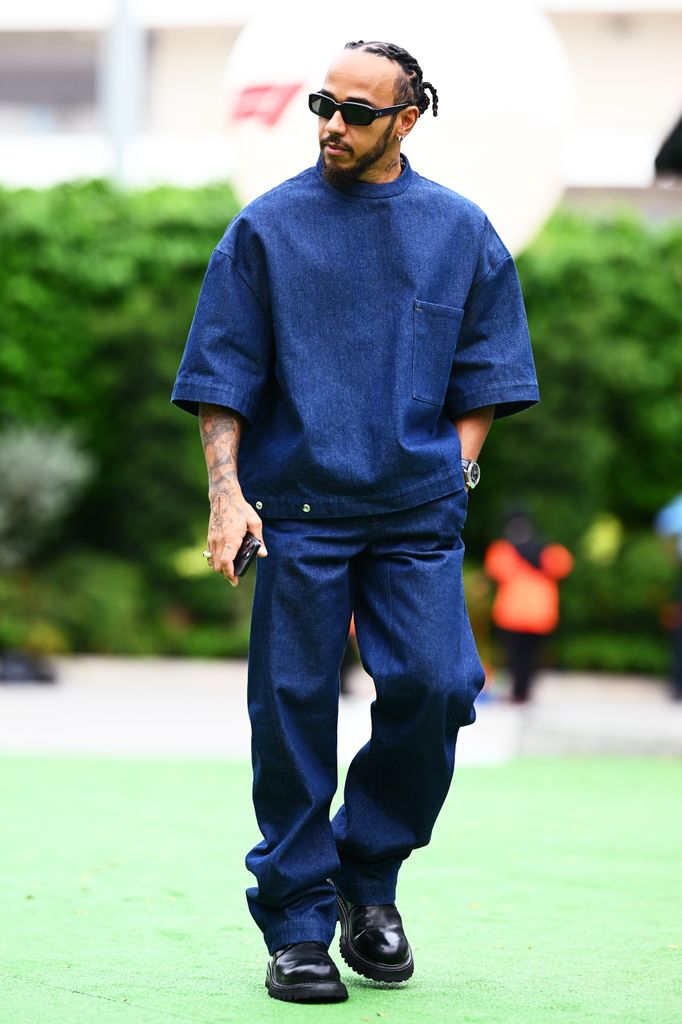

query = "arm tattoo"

[{"left": 198, "top": 403, "right": 244, "bottom": 502}]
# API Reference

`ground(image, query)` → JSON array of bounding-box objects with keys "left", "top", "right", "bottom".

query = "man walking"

[{"left": 172, "top": 40, "right": 538, "bottom": 1003}]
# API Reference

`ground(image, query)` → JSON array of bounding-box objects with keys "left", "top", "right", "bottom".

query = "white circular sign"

[{"left": 224, "top": 0, "right": 572, "bottom": 253}]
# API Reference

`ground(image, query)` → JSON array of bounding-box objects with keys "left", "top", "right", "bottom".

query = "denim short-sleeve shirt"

[{"left": 171, "top": 155, "right": 539, "bottom": 518}]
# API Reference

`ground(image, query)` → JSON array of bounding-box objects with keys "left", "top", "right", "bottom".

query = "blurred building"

[{"left": 0, "top": 0, "right": 681, "bottom": 220}]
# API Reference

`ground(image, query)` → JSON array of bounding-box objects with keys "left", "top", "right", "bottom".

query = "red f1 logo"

[{"left": 233, "top": 84, "right": 303, "bottom": 127}]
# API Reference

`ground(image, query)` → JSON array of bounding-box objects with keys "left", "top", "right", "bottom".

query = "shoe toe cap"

[
  {"left": 355, "top": 926, "right": 410, "bottom": 965},
  {"left": 273, "top": 943, "right": 341, "bottom": 986}
]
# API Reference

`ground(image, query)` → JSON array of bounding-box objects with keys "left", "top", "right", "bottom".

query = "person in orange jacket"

[{"left": 484, "top": 512, "right": 573, "bottom": 703}]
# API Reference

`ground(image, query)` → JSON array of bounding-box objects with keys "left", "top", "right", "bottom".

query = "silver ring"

[{"left": 202, "top": 549, "right": 212, "bottom": 560}]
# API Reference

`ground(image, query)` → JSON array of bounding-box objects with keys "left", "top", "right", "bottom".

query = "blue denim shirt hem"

[{"left": 244, "top": 468, "right": 464, "bottom": 520}]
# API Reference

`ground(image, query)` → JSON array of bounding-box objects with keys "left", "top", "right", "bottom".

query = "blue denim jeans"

[{"left": 245, "top": 489, "right": 484, "bottom": 953}]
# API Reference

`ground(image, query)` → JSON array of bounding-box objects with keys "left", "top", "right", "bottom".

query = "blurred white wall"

[
  {"left": 147, "top": 26, "right": 239, "bottom": 136},
  {"left": 551, "top": 10, "right": 682, "bottom": 185},
  {"left": 0, "top": 1, "right": 681, "bottom": 214}
]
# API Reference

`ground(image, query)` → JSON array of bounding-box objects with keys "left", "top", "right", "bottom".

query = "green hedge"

[
  {"left": 1, "top": 181, "right": 681, "bottom": 672},
  {"left": 0, "top": 179, "right": 246, "bottom": 656}
]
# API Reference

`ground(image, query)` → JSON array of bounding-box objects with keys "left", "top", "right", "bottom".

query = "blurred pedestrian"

[
  {"left": 484, "top": 512, "right": 573, "bottom": 703},
  {"left": 654, "top": 493, "right": 682, "bottom": 701},
  {"left": 172, "top": 41, "right": 538, "bottom": 1003}
]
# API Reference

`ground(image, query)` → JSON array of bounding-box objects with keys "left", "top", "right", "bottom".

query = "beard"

[{"left": 320, "top": 115, "right": 398, "bottom": 188}]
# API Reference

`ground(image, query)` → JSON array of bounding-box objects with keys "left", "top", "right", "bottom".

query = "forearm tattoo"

[{"left": 198, "top": 404, "right": 243, "bottom": 501}]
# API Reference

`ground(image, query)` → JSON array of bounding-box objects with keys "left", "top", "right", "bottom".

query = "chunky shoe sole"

[
  {"left": 336, "top": 893, "right": 414, "bottom": 983},
  {"left": 265, "top": 962, "right": 348, "bottom": 1003}
]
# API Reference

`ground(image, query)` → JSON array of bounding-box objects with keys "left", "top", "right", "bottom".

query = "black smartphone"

[{"left": 234, "top": 531, "right": 261, "bottom": 577}]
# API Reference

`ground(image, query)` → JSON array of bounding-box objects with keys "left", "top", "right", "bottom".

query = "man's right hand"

[{"left": 206, "top": 489, "right": 268, "bottom": 587}]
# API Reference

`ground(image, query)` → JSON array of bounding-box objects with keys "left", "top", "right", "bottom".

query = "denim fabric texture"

[
  {"left": 171, "top": 154, "right": 539, "bottom": 519},
  {"left": 245, "top": 489, "right": 485, "bottom": 953}
]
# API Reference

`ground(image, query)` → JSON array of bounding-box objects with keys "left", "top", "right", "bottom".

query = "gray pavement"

[{"left": 1, "top": 656, "right": 681, "bottom": 763}]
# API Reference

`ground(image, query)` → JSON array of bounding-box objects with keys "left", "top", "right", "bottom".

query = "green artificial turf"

[{"left": 0, "top": 755, "right": 680, "bottom": 1024}]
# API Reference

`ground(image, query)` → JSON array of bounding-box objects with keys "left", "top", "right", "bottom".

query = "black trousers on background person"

[{"left": 497, "top": 629, "right": 546, "bottom": 703}]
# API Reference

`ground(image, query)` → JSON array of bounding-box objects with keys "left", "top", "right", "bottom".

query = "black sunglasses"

[{"left": 308, "top": 92, "right": 409, "bottom": 127}]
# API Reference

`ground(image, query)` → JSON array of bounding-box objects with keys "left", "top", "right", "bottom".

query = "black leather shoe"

[
  {"left": 265, "top": 941, "right": 348, "bottom": 1002},
  {"left": 336, "top": 892, "right": 414, "bottom": 983}
]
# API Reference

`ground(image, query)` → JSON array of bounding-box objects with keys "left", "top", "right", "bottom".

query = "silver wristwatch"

[{"left": 461, "top": 458, "right": 481, "bottom": 489}]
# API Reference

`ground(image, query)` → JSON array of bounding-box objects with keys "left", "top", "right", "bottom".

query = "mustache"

[{"left": 322, "top": 137, "right": 353, "bottom": 153}]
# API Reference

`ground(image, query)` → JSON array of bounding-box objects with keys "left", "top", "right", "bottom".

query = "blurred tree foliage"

[
  {"left": 1, "top": 182, "right": 680, "bottom": 672},
  {"left": 0, "top": 179, "right": 245, "bottom": 657}
]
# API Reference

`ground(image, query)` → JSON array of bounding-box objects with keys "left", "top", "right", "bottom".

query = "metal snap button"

[{"left": 302, "top": 503, "right": 311, "bottom": 513}]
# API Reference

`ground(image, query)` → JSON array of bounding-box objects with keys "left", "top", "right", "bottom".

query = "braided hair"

[{"left": 344, "top": 40, "right": 439, "bottom": 117}]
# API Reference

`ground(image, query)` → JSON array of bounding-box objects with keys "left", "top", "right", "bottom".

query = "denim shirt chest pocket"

[{"left": 412, "top": 299, "right": 465, "bottom": 407}]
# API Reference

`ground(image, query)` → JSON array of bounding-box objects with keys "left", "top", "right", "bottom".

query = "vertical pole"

[{"left": 99, "top": 0, "right": 146, "bottom": 185}]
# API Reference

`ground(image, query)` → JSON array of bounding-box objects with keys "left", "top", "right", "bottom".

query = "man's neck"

[{"left": 359, "top": 150, "right": 405, "bottom": 185}]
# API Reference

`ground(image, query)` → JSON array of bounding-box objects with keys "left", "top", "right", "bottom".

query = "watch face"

[{"left": 468, "top": 461, "right": 481, "bottom": 488}]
